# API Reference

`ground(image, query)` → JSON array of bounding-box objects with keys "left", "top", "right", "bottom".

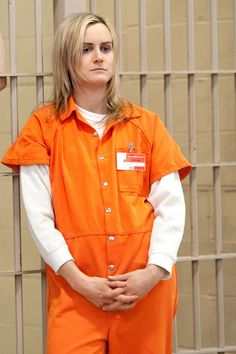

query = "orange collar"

[
  {"left": 59, "top": 96, "right": 77, "bottom": 121},
  {"left": 59, "top": 96, "right": 141, "bottom": 122}
]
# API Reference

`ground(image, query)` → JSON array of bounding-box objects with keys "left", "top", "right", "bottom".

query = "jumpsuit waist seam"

[{"left": 63, "top": 229, "right": 153, "bottom": 240}]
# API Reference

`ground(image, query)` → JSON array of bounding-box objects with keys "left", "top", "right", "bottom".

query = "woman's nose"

[{"left": 93, "top": 48, "right": 103, "bottom": 62}]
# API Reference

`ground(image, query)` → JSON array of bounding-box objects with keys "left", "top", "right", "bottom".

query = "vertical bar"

[
  {"left": 187, "top": 0, "right": 201, "bottom": 350},
  {"left": 8, "top": 1, "right": 24, "bottom": 354},
  {"left": 139, "top": 0, "right": 148, "bottom": 108},
  {"left": 163, "top": 1, "right": 173, "bottom": 349},
  {"left": 234, "top": 0, "right": 236, "bottom": 137},
  {"left": 114, "top": 0, "right": 122, "bottom": 71},
  {"left": 211, "top": 0, "right": 218, "bottom": 72},
  {"left": 211, "top": 0, "right": 225, "bottom": 350},
  {"left": 53, "top": 0, "right": 86, "bottom": 30},
  {"left": 187, "top": 2, "right": 196, "bottom": 177},
  {"left": 163, "top": 0, "right": 171, "bottom": 71},
  {"left": 187, "top": 0, "right": 195, "bottom": 72},
  {"left": 41, "top": 270, "right": 47, "bottom": 354},
  {"left": 114, "top": 0, "right": 123, "bottom": 94},
  {"left": 172, "top": 318, "right": 178, "bottom": 353},
  {"left": 163, "top": 0, "right": 172, "bottom": 132},
  {"left": 35, "top": 0, "right": 44, "bottom": 104},
  {"left": 34, "top": 2, "right": 46, "bottom": 352},
  {"left": 90, "top": 0, "right": 96, "bottom": 13},
  {"left": 235, "top": 0, "right": 236, "bottom": 69}
]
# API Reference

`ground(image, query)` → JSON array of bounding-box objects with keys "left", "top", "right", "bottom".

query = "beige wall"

[{"left": 0, "top": 1, "right": 235, "bottom": 353}]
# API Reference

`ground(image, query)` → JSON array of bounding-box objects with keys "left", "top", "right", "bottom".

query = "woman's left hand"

[{"left": 102, "top": 265, "right": 166, "bottom": 311}]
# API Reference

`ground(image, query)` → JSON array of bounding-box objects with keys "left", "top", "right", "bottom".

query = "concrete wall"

[{"left": 0, "top": 0, "right": 235, "bottom": 353}]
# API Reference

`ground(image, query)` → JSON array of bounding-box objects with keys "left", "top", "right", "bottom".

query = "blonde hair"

[{"left": 51, "top": 12, "right": 124, "bottom": 117}]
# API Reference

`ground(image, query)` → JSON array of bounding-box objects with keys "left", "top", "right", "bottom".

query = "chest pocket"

[{"left": 115, "top": 148, "right": 150, "bottom": 196}]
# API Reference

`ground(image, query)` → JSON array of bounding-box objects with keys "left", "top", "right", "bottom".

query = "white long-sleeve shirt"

[{"left": 20, "top": 105, "right": 186, "bottom": 278}]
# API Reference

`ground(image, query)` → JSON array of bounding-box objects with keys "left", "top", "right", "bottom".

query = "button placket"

[
  {"left": 97, "top": 145, "right": 117, "bottom": 274},
  {"left": 97, "top": 151, "right": 112, "bottom": 221}
]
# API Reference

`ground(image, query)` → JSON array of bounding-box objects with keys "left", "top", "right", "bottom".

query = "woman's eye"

[
  {"left": 101, "top": 46, "right": 112, "bottom": 53},
  {"left": 82, "top": 46, "right": 92, "bottom": 54}
]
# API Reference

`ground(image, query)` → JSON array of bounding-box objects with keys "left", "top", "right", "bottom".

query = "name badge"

[{"left": 116, "top": 152, "right": 146, "bottom": 171}]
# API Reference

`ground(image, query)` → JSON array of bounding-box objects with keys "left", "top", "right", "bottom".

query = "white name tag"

[{"left": 116, "top": 152, "right": 146, "bottom": 171}]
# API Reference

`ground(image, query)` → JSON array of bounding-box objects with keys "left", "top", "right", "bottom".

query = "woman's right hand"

[{"left": 78, "top": 276, "right": 126, "bottom": 308}]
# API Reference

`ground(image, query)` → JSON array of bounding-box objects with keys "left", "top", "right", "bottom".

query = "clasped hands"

[{"left": 78, "top": 265, "right": 165, "bottom": 312}]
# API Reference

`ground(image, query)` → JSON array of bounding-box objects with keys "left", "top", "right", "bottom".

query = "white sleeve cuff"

[
  {"left": 148, "top": 253, "right": 174, "bottom": 280},
  {"left": 44, "top": 247, "right": 74, "bottom": 274}
]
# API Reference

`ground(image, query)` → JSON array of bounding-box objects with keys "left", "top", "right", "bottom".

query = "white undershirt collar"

[
  {"left": 76, "top": 104, "right": 107, "bottom": 123},
  {"left": 76, "top": 104, "right": 107, "bottom": 139}
]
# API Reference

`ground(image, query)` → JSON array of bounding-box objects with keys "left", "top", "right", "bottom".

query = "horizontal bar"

[
  {"left": 1, "top": 70, "right": 236, "bottom": 78},
  {"left": 0, "top": 172, "right": 19, "bottom": 177},
  {"left": 2, "top": 72, "right": 52, "bottom": 77},
  {"left": 174, "top": 345, "right": 236, "bottom": 354},
  {"left": 121, "top": 70, "right": 236, "bottom": 75},
  {"left": 0, "top": 269, "right": 44, "bottom": 277},
  {"left": 178, "top": 253, "right": 236, "bottom": 262},
  {"left": 1, "top": 252, "right": 236, "bottom": 278},
  {"left": 191, "top": 162, "right": 236, "bottom": 167},
  {"left": 2, "top": 161, "right": 236, "bottom": 178}
]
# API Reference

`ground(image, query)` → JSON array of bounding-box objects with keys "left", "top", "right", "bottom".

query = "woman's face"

[{"left": 78, "top": 22, "right": 114, "bottom": 89}]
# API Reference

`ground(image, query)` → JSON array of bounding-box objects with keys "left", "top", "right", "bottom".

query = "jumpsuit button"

[
  {"left": 106, "top": 207, "right": 111, "bottom": 213},
  {"left": 98, "top": 155, "right": 104, "bottom": 160},
  {"left": 108, "top": 264, "right": 116, "bottom": 271},
  {"left": 103, "top": 181, "right": 108, "bottom": 186},
  {"left": 108, "top": 235, "right": 115, "bottom": 241}
]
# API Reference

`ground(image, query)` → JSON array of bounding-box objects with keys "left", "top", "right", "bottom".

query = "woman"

[{"left": 2, "top": 13, "right": 191, "bottom": 354}]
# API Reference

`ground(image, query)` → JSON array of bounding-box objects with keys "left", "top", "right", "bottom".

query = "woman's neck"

[{"left": 73, "top": 86, "right": 108, "bottom": 114}]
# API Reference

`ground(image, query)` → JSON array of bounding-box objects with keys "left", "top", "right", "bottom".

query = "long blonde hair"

[{"left": 51, "top": 12, "right": 124, "bottom": 117}]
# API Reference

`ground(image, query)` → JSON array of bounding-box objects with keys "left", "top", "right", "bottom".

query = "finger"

[
  {"left": 101, "top": 299, "right": 116, "bottom": 306},
  {"left": 103, "top": 301, "right": 137, "bottom": 312},
  {"left": 114, "top": 293, "right": 139, "bottom": 304},
  {"left": 106, "top": 280, "right": 126, "bottom": 288},
  {"left": 102, "top": 301, "right": 121, "bottom": 312},
  {"left": 86, "top": 297, "right": 115, "bottom": 308},
  {"left": 100, "top": 286, "right": 125, "bottom": 299}
]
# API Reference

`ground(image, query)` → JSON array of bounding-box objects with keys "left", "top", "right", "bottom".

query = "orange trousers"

[{"left": 46, "top": 267, "right": 178, "bottom": 354}]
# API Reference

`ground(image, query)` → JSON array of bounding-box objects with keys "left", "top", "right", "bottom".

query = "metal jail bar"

[
  {"left": 0, "top": 0, "right": 236, "bottom": 353},
  {"left": 8, "top": 1, "right": 24, "bottom": 354},
  {"left": 34, "top": 1, "right": 47, "bottom": 352},
  {"left": 186, "top": 0, "right": 201, "bottom": 351},
  {"left": 210, "top": 1, "right": 225, "bottom": 351}
]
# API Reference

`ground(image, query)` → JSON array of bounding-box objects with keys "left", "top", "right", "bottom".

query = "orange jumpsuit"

[{"left": 2, "top": 97, "right": 191, "bottom": 354}]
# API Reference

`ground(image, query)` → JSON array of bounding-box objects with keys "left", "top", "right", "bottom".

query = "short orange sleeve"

[
  {"left": 150, "top": 115, "right": 191, "bottom": 184},
  {"left": 1, "top": 114, "right": 50, "bottom": 171}
]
